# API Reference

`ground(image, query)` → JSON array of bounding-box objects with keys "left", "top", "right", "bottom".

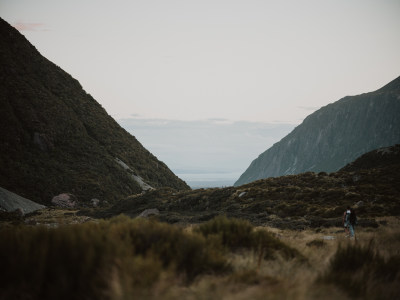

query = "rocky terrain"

[
  {"left": 235, "top": 76, "right": 400, "bottom": 186},
  {"left": 0, "top": 17, "right": 189, "bottom": 206}
]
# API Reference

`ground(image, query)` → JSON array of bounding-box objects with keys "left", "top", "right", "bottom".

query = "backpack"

[{"left": 349, "top": 211, "right": 357, "bottom": 225}]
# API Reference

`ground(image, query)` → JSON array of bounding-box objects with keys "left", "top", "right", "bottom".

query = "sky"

[{"left": 1, "top": 0, "right": 400, "bottom": 186}]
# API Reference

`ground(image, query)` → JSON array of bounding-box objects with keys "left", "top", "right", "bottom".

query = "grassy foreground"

[{"left": 0, "top": 215, "right": 399, "bottom": 300}]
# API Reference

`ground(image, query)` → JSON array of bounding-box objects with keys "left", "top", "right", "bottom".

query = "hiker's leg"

[
  {"left": 349, "top": 224, "right": 354, "bottom": 237},
  {"left": 344, "top": 222, "right": 349, "bottom": 235}
]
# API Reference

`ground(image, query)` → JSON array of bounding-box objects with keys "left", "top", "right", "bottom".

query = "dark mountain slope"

[
  {"left": 235, "top": 76, "right": 400, "bottom": 186},
  {"left": 0, "top": 18, "right": 189, "bottom": 204}
]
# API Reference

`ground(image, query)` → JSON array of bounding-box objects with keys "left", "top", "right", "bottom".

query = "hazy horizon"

[{"left": 117, "top": 117, "right": 296, "bottom": 187}]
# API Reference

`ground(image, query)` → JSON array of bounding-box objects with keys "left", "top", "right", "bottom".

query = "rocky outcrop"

[
  {"left": 0, "top": 187, "right": 45, "bottom": 214},
  {"left": 115, "top": 158, "right": 154, "bottom": 191},
  {"left": 235, "top": 76, "right": 400, "bottom": 186}
]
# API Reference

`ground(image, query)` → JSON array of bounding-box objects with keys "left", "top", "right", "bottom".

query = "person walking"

[
  {"left": 348, "top": 208, "right": 357, "bottom": 239},
  {"left": 343, "top": 206, "right": 351, "bottom": 237}
]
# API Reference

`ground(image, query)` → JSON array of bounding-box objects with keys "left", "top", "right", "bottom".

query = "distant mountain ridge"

[
  {"left": 0, "top": 17, "right": 189, "bottom": 204},
  {"left": 235, "top": 76, "right": 400, "bottom": 186}
]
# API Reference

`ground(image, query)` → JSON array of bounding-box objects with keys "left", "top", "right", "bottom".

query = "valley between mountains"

[{"left": 1, "top": 16, "right": 400, "bottom": 300}]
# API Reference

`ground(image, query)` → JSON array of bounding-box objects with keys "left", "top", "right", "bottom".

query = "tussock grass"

[
  {"left": 1, "top": 215, "right": 399, "bottom": 299},
  {"left": 321, "top": 235, "right": 400, "bottom": 299},
  {"left": 306, "top": 239, "right": 326, "bottom": 248}
]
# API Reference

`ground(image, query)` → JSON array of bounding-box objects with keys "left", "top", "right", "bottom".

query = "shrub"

[
  {"left": 196, "top": 216, "right": 303, "bottom": 260},
  {"left": 107, "top": 216, "right": 229, "bottom": 280},
  {"left": 196, "top": 215, "right": 253, "bottom": 249}
]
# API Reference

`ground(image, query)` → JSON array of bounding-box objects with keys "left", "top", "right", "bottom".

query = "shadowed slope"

[{"left": 0, "top": 18, "right": 189, "bottom": 204}]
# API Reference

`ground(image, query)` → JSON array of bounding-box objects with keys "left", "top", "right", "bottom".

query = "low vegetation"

[
  {"left": 0, "top": 216, "right": 301, "bottom": 299},
  {"left": 91, "top": 159, "right": 399, "bottom": 230}
]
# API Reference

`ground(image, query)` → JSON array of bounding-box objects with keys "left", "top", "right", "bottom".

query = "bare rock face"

[
  {"left": 51, "top": 193, "right": 78, "bottom": 208},
  {"left": 0, "top": 187, "right": 45, "bottom": 214}
]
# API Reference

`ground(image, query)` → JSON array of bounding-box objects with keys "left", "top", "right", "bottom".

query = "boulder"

[
  {"left": 138, "top": 208, "right": 160, "bottom": 218},
  {"left": 354, "top": 200, "right": 364, "bottom": 208},
  {"left": 51, "top": 193, "right": 77, "bottom": 208},
  {"left": 91, "top": 198, "right": 100, "bottom": 207}
]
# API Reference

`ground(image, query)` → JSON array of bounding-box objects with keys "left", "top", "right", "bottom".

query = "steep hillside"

[
  {"left": 235, "top": 76, "right": 400, "bottom": 186},
  {"left": 0, "top": 18, "right": 189, "bottom": 204}
]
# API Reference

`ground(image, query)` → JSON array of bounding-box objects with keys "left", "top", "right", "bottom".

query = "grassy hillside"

[{"left": 95, "top": 145, "right": 400, "bottom": 229}]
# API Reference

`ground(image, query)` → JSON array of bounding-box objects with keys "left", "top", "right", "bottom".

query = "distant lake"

[{"left": 175, "top": 172, "right": 241, "bottom": 189}]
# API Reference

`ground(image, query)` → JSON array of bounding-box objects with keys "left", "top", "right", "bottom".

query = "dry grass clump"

[
  {"left": 306, "top": 239, "right": 326, "bottom": 248},
  {"left": 321, "top": 232, "right": 400, "bottom": 299}
]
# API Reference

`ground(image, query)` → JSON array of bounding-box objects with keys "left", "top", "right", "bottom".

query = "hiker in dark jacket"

[
  {"left": 343, "top": 206, "right": 351, "bottom": 236},
  {"left": 348, "top": 208, "right": 357, "bottom": 239}
]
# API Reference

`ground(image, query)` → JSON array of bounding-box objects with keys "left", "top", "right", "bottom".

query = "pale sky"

[
  {"left": 2, "top": 0, "right": 399, "bottom": 123},
  {"left": 1, "top": 0, "right": 400, "bottom": 185}
]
